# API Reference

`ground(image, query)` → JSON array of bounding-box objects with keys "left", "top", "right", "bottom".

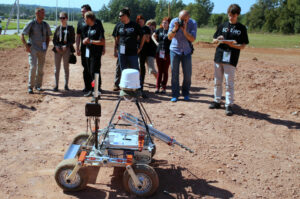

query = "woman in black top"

[
  {"left": 209, "top": 4, "right": 249, "bottom": 116},
  {"left": 52, "top": 12, "right": 75, "bottom": 91},
  {"left": 82, "top": 11, "right": 105, "bottom": 96},
  {"left": 152, "top": 17, "right": 171, "bottom": 94}
]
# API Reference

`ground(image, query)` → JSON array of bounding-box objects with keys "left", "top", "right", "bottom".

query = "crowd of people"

[{"left": 20, "top": 4, "right": 248, "bottom": 116}]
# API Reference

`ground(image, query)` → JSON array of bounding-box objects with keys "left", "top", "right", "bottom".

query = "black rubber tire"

[
  {"left": 123, "top": 164, "right": 159, "bottom": 197},
  {"left": 71, "top": 133, "right": 94, "bottom": 146},
  {"left": 54, "top": 158, "right": 88, "bottom": 192}
]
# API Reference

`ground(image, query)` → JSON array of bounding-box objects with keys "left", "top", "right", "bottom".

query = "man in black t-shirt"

[
  {"left": 209, "top": 4, "right": 249, "bottom": 116},
  {"left": 115, "top": 8, "right": 144, "bottom": 72},
  {"left": 112, "top": 22, "right": 122, "bottom": 91},
  {"left": 82, "top": 11, "right": 105, "bottom": 97},
  {"left": 76, "top": 4, "right": 92, "bottom": 94}
]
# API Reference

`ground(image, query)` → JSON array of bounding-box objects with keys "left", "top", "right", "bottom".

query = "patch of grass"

[
  {"left": 196, "top": 27, "right": 300, "bottom": 48},
  {"left": 1, "top": 20, "right": 25, "bottom": 30},
  {"left": 0, "top": 34, "right": 23, "bottom": 49}
]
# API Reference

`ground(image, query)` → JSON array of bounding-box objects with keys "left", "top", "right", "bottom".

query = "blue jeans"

[
  {"left": 170, "top": 51, "right": 192, "bottom": 98},
  {"left": 118, "top": 53, "right": 139, "bottom": 71}
]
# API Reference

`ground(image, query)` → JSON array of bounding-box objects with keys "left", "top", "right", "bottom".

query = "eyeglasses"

[{"left": 59, "top": 17, "right": 66, "bottom": 20}]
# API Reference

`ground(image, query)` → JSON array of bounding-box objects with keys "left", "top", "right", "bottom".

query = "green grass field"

[{"left": 1, "top": 21, "right": 299, "bottom": 49}]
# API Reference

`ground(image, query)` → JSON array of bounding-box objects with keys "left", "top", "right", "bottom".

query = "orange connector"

[
  {"left": 78, "top": 151, "right": 87, "bottom": 163},
  {"left": 126, "top": 154, "right": 133, "bottom": 166},
  {"left": 138, "top": 132, "right": 145, "bottom": 152}
]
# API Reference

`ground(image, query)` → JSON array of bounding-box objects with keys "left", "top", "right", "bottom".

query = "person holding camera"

[
  {"left": 82, "top": 11, "right": 105, "bottom": 97},
  {"left": 168, "top": 10, "right": 197, "bottom": 102},
  {"left": 209, "top": 4, "right": 249, "bottom": 116},
  {"left": 52, "top": 12, "right": 75, "bottom": 92},
  {"left": 21, "top": 7, "right": 52, "bottom": 94}
]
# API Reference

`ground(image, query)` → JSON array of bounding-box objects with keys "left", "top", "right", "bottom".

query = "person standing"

[
  {"left": 20, "top": 7, "right": 52, "bottom": 94},
  {"left": 52, "top": 12, "right": 75, "bottom": 92},
  {"left": 145, "top": 19, "right": 158, "bottom": 80},
  {"left": 82, "top": 11, "right": 105, "bottom": 96},
  {"left": 116, "top": 8, "right": 144, "bottom": 71},
  {"left": 209, "top": 4, "right": 249, "bottom": 116},
  {"left": 152, "top": 17, "right": 171, "bottom": 94},
  {"left": 168, "top": 10, "right": 197, "bottom": 102},
  {"left": 76, "top": 4, "right": 92, "bottom": 95},
  {"left": 136, "top": 15, "right": 151, "bottom": 96},
  {"left": 112, "top": 22, "right": 122, "bottom": 91}
]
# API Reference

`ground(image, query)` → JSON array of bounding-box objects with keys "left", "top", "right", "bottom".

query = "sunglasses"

[
  {"left": 59, "top": 17, "right": 66, "bottom": 20},
  {"left": 119, "top": 14, "right": 124, "bottom": 18}
]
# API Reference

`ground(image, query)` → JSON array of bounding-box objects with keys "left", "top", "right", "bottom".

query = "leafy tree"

[
  {"left": 210, "top": 13, "right": 227, "bottom": 27},
  {"left": 186, "top": 0, "right": 214, "bottom": 26}
]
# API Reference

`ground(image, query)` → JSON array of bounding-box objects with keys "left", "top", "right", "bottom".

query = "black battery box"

[{"left": 85, "top": 103, "right": 101, "bottom": 117}]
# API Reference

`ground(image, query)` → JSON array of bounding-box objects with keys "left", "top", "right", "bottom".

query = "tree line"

[{"left": 1, "top": 0, "right": 299, "bottom": 34}]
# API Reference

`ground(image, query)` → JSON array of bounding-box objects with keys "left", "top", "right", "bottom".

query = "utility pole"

[
  {"left": 55, "top": 0, "right": 58, "bottom": 27},
  {"left": 17, "top": 0, "right": 20, "bottom": 33}
]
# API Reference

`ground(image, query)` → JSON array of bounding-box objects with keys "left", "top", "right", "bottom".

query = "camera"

[{"left": 178, "top": 19, "right": 185, "bottom": 27}]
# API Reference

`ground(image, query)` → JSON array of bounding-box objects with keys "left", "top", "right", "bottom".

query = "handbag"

[{"left": 69, "top": 53, "right": 77, "bottom": 64}]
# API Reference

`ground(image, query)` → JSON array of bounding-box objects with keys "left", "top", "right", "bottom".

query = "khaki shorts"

[{"left": 146, "top": 56, "right": 157, "bottom": 75}]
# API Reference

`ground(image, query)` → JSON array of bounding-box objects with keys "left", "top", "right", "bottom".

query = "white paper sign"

[
  {"left": 222, "top": 51, "right": 231, "bottom": 62},
  {"left": 85, "top": 48, "right": 90, "bottom": 58},
  {"left": 159, "top": 50, "right": 165, "bottom": 59},
  {"left": 42, "top": 42, "right": 47, "bottom": 50},
  {"left": 120, "top": 45, "right": 125, "bottom": 54}
]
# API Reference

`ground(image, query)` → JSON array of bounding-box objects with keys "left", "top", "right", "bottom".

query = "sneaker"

[
  {"left": 161, "top": 89, "right": 166, "bottom": 94},
  {"left": 170, "top": 97, "right": 178, "bottom": 102},
  {"left": 84, "top": 91, "right": 93, "bottom": 97},
  {"left": 36, "top": 87, "right": 43, "bottom": 92},
  {"left": 113, "top": 85, "right": 120, "bottom": 91},
  {"left": 209, "top": 102, "right": 221, "bottom": 109},
  {"left": 155, "top": 89, "right": 160, "bottom": 94},
  {"left": 225, "top": 106, "right": 234, "bottom": 116},
  {"left": 28, "top": 87, "right": 34, "bottom": 94},
  {"left": 64, "top": 85, "right": 70, "bottom": 91},
  {"left": 53, "top": 86, "right": 58, "bottom": 92},
  {"left": 183, "top": 96, "right": 190, "bottom": 101}
]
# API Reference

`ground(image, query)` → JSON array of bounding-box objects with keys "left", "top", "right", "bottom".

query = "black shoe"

[
  {"left": 84, "top": 91, "right": 93, "bottom": 97},
  {"left": 209, "top": 102, "right": 221, "bottom": 109},
  {"left": 64, "top": 85, "right": 70, "bottom": 91},
  {"left": 161, "top": 89, "right": 166, "bottom": 94},
  {"left": 155, "top": 89, "right": 160, "bottom": 94},
  {"left": 225, "top": 106, "right": 234, "bottom": 116},
  {"left": 113, "top": 85, "right": 120, "bottom": 91},
  {"left": 53, "top": 86, "right": 58, "bottom": 92},
  {"left": 82, "top": 88, "right": 88, "bottom": 92},
  {"left": 36, "top": 87, "right": 43, "bottom": 92},
  {"left": 28, "top": 88, "right": 34, "bottom": 94}
]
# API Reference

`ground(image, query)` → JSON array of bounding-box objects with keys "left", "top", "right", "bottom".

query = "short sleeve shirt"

[
  {"left": 22, "top": 19, "right": 52, "bottom": 52},
  {"left": 112, "top": 22, "right": 122, "bottom": 38},
  {"left": 213, "top": 21, "right": 249, "bottom": 67},
  {"left": 77, "top": 18, "right": 87, "bottom": 40},
  {"left": 155, "top": 28, "right": 171, "bottom": 54},
  {"left": 83, "top": 19, "right": 105, "bottom": 55},
  {"left": 140, "top": 26, "right": 151, "bottom": 54},
  {"left": 168, "top": 18, "right": 197, "bottom": 55},
  {"left": 116, "top": 21, "right": 142, "bottom": 56}
]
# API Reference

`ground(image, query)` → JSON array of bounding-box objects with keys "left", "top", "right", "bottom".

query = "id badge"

[
  {"left": 85, "top": 48, "right": 90, "bottom": 58},
  {"left": 159, "top": 50, "right": 165, "bottom": 59},
  {"left": 222, "top": 51, "right": 231, "bottom": 63},
  {"left": 42, "top": 42, "right": 47, "bottom": 50},
  {"left": 120, "top": 45, "right": 125, "bottom": 55}
]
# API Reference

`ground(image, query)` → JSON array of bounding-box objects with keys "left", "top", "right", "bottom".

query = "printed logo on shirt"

[
  {"left": 89, "top": 30, "right": 96, "bottom": 36},
  {"left": 119, "top": 27, "right": 135, "bottom": 34},
  {"left": 222, "top": 27, "right": 241, "bottom": 36}
]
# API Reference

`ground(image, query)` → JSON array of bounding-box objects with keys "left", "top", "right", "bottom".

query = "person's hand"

[
  {"left": 62, "top": 46, "right": 67, "bottom": 52},
  {"left": 137, "top": 48, "right": 141, "bottom": 54},
  {"left": 222, "top": 40, "right": 237, "bottom": 45},
  {"left": 83, "top": 37, "right": 90, "bottom": 45},
  {"left": 25, "top": 44, "right": 31, "bottom": 53},
  {"left": 173, "top": 22, "right": 179, "bottom": 32},
  {"left": 217, "top": 35, "right": 224, "bottom": 41},
  {"left": 114, "top": 48, "right": 118, "bottom": 57},
  {"left": 76, "top": 49, "right": 81, "bottom": 56},
  {"left": 55, "top": 46, "right": 62, "bottom": 53},
  {"left": 180, "top": 20, "right": 187, "bottom": 33},
  {"left": 102, "top": 47, "right": 106, "bottom": 55}
]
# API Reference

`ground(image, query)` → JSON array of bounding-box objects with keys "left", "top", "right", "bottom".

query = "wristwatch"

[{"left": 172, "top": 30, "right": 176, "bottom": 34}]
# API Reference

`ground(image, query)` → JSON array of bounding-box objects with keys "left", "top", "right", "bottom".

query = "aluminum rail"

[{"left": 119, "top": 112, "right": 194, "bottom": 153}]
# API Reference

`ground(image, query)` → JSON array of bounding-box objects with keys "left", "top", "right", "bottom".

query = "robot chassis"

[{"left": 54, "top": 74, "right": 194, "bottom": 197}]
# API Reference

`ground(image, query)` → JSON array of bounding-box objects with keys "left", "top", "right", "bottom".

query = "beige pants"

[
  {"left": 28, "top": 50, "right": 46, "bottom": 88},
  {"left": 146, "top": 56, "right": 157, "bottom": 75},
  {"left": 54, "top": 48, "right": 70, "bottom": 88}
]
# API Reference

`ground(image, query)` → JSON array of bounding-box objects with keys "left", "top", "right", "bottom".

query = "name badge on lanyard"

[
  {"left": 120, "top": 45, "right": 125, "bottom": 55},
  {"left": 222, "top": 51, "right": 231, "bottom": 63},
  {"left": 85, "top": 47, "right": 90, "bottom": 58},
  {"left": 42, "top": 42, "right": 47, "bottom": 50},
  {"left": 159, "top": 50, "right": 165, "bottom": 59}
]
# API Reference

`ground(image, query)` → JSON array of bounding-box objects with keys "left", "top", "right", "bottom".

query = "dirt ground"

[{"left": 0, "top": 42, "right": 299, "bottom": 199}]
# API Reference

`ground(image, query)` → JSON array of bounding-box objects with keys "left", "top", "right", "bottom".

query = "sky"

[{"left": 0, "top": 0, "right": 257, "bottom": 14}]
